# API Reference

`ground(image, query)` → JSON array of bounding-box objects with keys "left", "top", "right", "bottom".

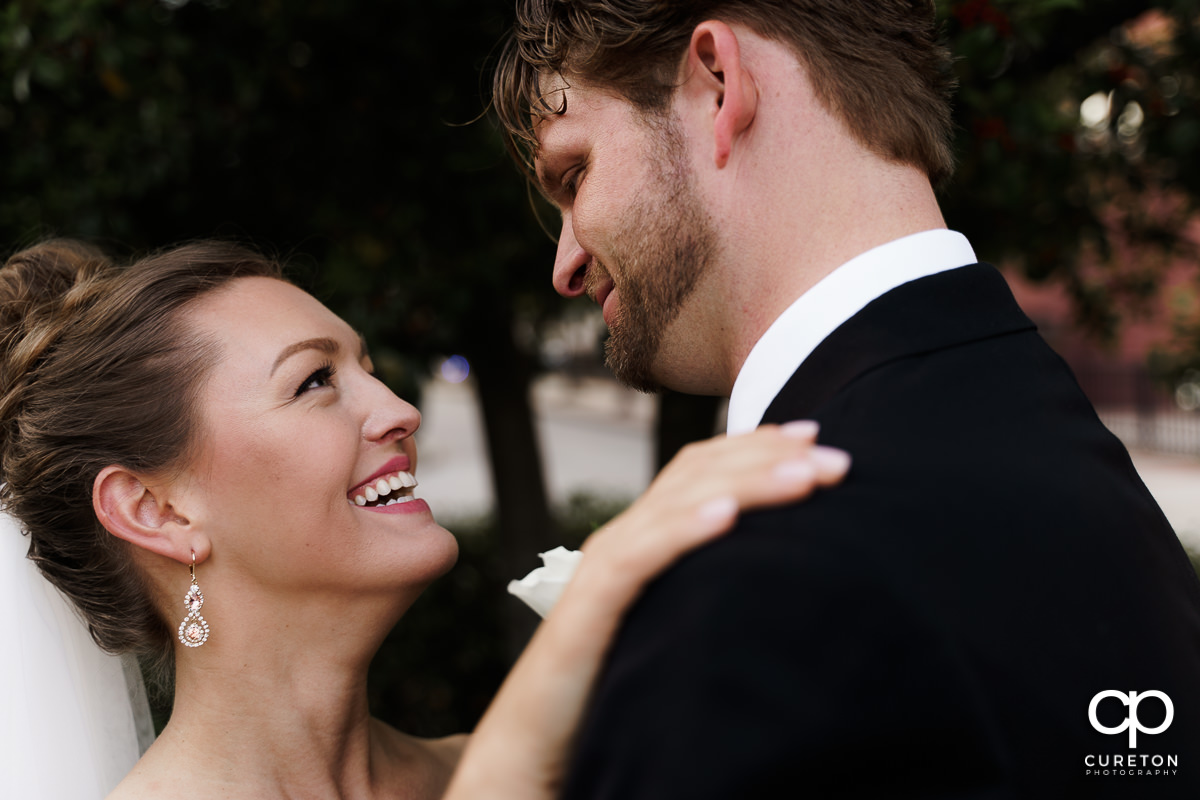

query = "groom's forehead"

[
  {"left": 532, "top": 74, "right": 631, "bottom": 152},
  {"left": 532, "top": 72, "right": 571, "bottom": 146},
  {"left": 531, "top": 72, "right": 622, "bottom": 139}
]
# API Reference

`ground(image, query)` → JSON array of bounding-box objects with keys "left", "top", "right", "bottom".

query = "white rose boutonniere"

[{"left": 507, "top": 546, "right": 584, "bottom": 618}]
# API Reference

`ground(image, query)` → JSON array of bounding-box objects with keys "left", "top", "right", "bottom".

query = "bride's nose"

[{"left": 362, "top": 382, "right": 421, "bottom": 444}]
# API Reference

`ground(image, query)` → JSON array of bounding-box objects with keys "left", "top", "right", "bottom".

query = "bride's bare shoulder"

[
  {"left": 104, "top": 759, "right": 172, "bottom": 800},
  {"left": 104, "top": 734, "right": 199, "bottom": 799}
]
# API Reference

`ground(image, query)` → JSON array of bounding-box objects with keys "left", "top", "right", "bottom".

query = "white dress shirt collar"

[{"left": 726, "top": 229, "right": 978, "bottom": 434}]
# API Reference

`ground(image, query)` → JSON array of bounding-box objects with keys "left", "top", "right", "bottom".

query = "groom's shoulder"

[
  {"left": 630, "top": 500, "right": 915, "bottom": 644},
  {"left": 628, "top": 371, "right": 1200, "bottom": 665}
]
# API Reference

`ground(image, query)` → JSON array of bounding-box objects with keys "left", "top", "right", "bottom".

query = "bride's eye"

[{"left": 295, "top": 363, "right": 336, "bottom": 397}]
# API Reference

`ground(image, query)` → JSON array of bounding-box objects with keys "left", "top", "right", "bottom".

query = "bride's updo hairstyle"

[{"left": 0, "top": 238, "right": 283, "bottom": 684}]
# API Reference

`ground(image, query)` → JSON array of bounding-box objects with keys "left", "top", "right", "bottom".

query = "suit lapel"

[{"left": 761, "top": 264, "right": 1036, "bottom": 423}]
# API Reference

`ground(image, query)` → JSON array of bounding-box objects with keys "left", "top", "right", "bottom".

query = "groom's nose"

[{"left": 553, "top": 214, "right": 589, "bottom": 298}]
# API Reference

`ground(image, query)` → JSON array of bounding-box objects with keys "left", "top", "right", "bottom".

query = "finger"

[
  {"left": 773, "top": 458, "right": 817, "bottom": 486},
  {"left": 573, "top": 437, "right": 849, "bottom": 609},
  {"left": 811, "top": 445, "right": 852, "bottom": 486},
  {"left": 691, "top": 439, "right": 849, "bottom": 511},
  {"left": 596, "top": 426, "right": 847, "bottom": 553},
  {"left": 779, "top": 419, "right": 820, "bottom": 441},
  {"left": 659, "top": 427, "right": 817, "bottom": 488},
  {"left": 722, "top": 458, "right": 821, "bottom": 511},
  {"left": 705, "top": 426, "right": 846, "bottom": 488}
]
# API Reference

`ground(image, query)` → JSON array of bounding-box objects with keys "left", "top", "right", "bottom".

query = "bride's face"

[{"left": 174, "top": 277, "right": 457, "bottom": 598}]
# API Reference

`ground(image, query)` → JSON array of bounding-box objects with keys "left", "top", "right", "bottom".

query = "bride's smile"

[{"left": 348, "top": 456, "right": 422, "bottom": 511}]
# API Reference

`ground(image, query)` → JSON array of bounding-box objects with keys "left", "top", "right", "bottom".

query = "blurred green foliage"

[
  {"left": 939, "top": 0, "right": 1200, "bottom": 379},
  {"left": 0, "top": 0, "right": 560, "bottom": 384}
]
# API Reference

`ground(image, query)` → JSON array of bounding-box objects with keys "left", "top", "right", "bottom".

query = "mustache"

[{"left": 582, "top": 260, "right": 614, "bottom": 303}]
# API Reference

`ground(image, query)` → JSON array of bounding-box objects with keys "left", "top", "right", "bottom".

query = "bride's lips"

[
  {"left": 348, "top": 455, "right": 429, "bottom": 514},
  {"left": 368, "top": 497, "right": 429, "bottom": 515},
  {"left": 350, "top": 455, "right": 411, "bottom": 495}
]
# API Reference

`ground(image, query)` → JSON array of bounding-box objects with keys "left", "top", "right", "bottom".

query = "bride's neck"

[{"left": 151, "top": 592, "right": 416, "bottom": 797}]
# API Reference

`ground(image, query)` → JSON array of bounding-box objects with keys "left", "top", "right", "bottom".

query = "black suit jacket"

[{"left": 562, "top": 265, "right": 1200, "bottom": 798}]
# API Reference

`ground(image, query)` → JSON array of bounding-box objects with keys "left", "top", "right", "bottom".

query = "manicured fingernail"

[
  {"left": 812, "top": 446, "right": 851, "bottom": 474},
  {"left": 774, "top": 459, "right": 816, "bottom": 483},
  {"left": 781, "top": 420, "right": 820, "bottom": 439},
  {"left": 697, "top": 496, "right": 738, "bottom": 524}
]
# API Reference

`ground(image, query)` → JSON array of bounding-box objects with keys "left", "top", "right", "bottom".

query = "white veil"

[{"left": 0, "top": 509, "right": 155, "bottom": 798}]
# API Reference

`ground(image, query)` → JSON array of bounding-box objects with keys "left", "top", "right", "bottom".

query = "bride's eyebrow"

[{"left": 270, "top": 337, "right": 340, "bottom": 377}]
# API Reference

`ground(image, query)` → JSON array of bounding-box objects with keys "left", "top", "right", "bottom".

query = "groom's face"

[{"left": 536, "top": 78, "right": 719, "bottom": 393}]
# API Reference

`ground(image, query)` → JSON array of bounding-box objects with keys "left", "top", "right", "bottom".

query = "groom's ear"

[
  {"left": 93, "top": 466, "right": 205, "bottom": 564},
  {"left": 681, "top": 20, "right": 758, "bottom": 170}
]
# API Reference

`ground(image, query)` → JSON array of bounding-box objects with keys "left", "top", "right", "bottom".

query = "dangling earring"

[{"left": 178, "top": 550, "right": 210, "bottom": 648}]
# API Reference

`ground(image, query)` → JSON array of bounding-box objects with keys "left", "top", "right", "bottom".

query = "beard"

[{"left": 588, "top": 136, "right": 719, "bottom": 394}]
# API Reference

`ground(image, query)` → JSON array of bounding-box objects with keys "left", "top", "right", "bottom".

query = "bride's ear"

[{"left": 93, "top": 465, "right": 207, "bottom": 565}]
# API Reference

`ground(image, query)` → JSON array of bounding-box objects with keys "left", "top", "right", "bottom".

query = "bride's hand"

[
  {"left": 570, "top": 420, "right": 848, "bottom": 616},
  {"left": 443, "top": 422, "right": 850, "bottom": 799}
]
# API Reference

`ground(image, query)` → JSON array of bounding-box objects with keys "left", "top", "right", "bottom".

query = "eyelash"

[
  {"left": 562, "top": 166, "right": 583, "bottom": 197},
  {"left": 295, "top": 362, "right": 336, "bottom": 397}
]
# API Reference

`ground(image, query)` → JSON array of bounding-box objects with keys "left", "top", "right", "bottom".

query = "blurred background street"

[
  {"left": 416, "top": 372, "right": 1200, "bottom": 553},
  {"left": 1127, "top": 450, "right": 1200, "bottom": 551}
]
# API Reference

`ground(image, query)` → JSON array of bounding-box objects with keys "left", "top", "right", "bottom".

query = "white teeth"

[{"left": 350, "top": 471, "right": 418, "bottom": 508}]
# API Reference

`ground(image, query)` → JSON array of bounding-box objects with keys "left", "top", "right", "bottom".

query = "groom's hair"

[{"left": 493, "top": 0, "right": 957, "bottom": 185}]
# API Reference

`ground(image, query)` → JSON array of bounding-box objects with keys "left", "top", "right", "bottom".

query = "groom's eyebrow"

[
  {"left": 270, "top": 337, "right": 340, "bottom": 376},
  {"left": 534, "top": 162, "right": 559, "bottom": 203}
]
